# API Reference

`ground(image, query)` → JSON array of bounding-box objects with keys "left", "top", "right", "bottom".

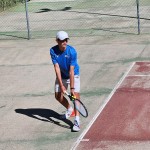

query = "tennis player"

[{"left": 50, "top": 31, "right": 80, "bottom": 132}]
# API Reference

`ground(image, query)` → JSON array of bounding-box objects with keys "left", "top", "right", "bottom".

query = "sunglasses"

[{"left": 58, "top": 38, "right": 68, "bottom": 42}]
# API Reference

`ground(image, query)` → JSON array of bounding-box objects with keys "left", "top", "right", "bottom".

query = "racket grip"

[
  {"left": 72, "top": 95, "right": 76, "bottom": 99},
  {"left": 64, "top": 91, "right": 76, "bottom": 100},
  {"left": 64, "top": 91, "right": 69, "bottom": 96}
]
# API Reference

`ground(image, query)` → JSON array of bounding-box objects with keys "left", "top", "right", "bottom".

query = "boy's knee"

[{"left": 55, "top": 92, "right": 62, "bottom": 101}]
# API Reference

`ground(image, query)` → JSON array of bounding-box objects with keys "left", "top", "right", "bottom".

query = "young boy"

[{"left": 50, "top": 31, "right": 80, "bottom": 131}]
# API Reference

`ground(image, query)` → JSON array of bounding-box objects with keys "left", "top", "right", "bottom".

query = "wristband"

[{"left": 70, "top": 87, "right": 75, "bottom": 89}]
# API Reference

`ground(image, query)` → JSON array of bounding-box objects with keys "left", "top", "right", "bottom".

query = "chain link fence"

[{"left": 0, "top": 0, "right": 150, "bottom": 40}]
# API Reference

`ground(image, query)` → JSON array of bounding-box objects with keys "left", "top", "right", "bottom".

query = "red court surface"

[{"left": 73, "top": 62, "right": 150, "bottom": 150}]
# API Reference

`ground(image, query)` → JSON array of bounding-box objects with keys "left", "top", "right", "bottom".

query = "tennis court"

[
  {"left": 0, "top": 35, "right": 150, "bottom": 150},
  {"left": 73, "top": 62, "right": 150, "bottom": 150},
  {"left": 0, "top": 0, "right": 150, "bottom": 150}
]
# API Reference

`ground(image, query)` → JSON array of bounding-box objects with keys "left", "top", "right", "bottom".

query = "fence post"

[
  {"left": 25, "top": 0, "right": 30, "bottom": 40},
  {"left": 136, "top": 0, "right": 140, "bottom": 35}
]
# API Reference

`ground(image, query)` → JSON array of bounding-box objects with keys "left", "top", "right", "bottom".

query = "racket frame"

[{"left": 64, "top": 91, "right": 88, "bottom": 117}]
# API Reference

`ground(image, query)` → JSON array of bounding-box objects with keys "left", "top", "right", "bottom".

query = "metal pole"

[
  {"left": 25, "top": 0, "right": 30, "bottom": 40},
  {"left": 136, "top": 0, "right": 140, "bottom": 35}
]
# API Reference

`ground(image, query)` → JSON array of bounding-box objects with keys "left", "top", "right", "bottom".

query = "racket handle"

[
  {"left": 64, "top": 91, "right": 76, "bottom": 99},
  {"left": 72, "top": 95, "right": 76, "bottom": 99},
  {"left": 64, "top": 91, "right": 69, "bottom": 96}
]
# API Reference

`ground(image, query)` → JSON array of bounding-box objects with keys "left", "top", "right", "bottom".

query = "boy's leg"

[
  {"left": 72, "top": 76, "right": 81, "bottom": 132},
  {"left": 55, "top": 78, "right": 70, "bottom": 108},
  {"left": 55, "top": 78, "right": 74, "bottom": 119},
  {"left": 55, "top": 92, "right": 70, "bottom": 109}
]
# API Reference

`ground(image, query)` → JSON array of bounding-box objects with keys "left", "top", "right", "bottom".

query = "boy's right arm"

[{"left": 54, "top": 64, "right": 66, "bottom": 93}]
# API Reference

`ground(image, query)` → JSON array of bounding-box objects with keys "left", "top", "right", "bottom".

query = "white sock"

[
  {"left": 65, "top": 106, "right": 73, "bottom": 119},
  {"left": 68, "top": 106, "right": 73, "bottom": 113},
  {"left": 75, "top": 116, "right": 80, "bottom": 125}
]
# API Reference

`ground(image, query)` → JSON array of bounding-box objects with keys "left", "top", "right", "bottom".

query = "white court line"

[
  {"left": 71, "top": 62, "right": 135, "bottom": 150},
  {"left": 135, "top": 61, "right": 150, "bottom": 63},
  {"left": 128, "top": 75, "right": 150, "bottom": 77}
]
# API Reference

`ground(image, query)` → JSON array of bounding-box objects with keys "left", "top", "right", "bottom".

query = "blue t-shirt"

[{"left": 50, "top": 45, "right": 80, "bottom": 79}]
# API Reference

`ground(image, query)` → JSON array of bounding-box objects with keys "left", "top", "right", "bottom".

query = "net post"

[
  {"left": 25, "top": 0, "right": 30, "bottom": 40},
  {"left": 136, "top": 0, "right": 140, "bottom": 35}
]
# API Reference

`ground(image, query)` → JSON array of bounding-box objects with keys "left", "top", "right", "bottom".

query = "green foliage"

[{"left": 0, "top": 0, "right": 24, "bottom": 11}]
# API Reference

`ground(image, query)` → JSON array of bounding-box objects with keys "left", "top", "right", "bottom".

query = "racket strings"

[{"left": 74, "top": 100, "right": 87, "bottom": 117}]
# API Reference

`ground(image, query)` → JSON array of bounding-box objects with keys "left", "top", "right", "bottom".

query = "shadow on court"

[
  {"left": 36, "top": 7, "right": 72, "bottom": 13},
  {"left": 15, "top": 108, "right": 73, "bottom": 129},
  {"left": 0, "top": 33, "right": 28, "bottom": 40}
]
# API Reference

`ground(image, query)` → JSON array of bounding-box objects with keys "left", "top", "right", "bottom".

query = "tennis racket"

[{"left": 64, "top": 91, "right": 88, "bottom": 118}]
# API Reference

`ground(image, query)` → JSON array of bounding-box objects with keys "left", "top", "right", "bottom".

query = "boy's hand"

[
  {"left": 60, "top": 85, "right": 66, "bottom": 94},
  {"left": 70, "top": 88, "right": 75, "bottom": 98}
]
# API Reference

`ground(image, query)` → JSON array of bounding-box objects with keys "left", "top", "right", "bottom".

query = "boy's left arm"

[{"left": 69, "top": 66, "right": 75, "bottom": 96}]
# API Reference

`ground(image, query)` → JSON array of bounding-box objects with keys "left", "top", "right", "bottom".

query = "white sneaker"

[{"left": 72, "top": 120, "right": 80, "bottom": 132}]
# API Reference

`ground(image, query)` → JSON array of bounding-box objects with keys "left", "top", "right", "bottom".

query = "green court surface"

[{"left": 0, "top": 0, "right": 150, "bottom": 39}]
